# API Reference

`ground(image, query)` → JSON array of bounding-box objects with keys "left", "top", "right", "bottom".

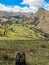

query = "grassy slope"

[
  {"left": 0, "top": 40, "right": 49, "bottom": 65},
  {"left": 0, "top": 24, "right": 45, "bottom": 40}
]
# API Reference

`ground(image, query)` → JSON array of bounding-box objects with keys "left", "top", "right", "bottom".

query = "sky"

[{"left": 0, "top": 0, "right": 49, "bottom": 13}]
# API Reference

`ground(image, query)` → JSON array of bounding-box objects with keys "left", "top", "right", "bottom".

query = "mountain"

[
  {"left": 33, "top": 8, "right": 49, "bottom": 34},
  {"left": 0, "top": 11, "right": 33, "bottom": 18},
  {"left": 0, "top": 11, "right": 47, "bottom": 40},
  {"left": 0, "top": 11, "right": 33, "bottom": 24}
]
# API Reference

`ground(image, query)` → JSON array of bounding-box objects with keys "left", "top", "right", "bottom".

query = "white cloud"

[
  {"left": 0, "top": 3, "right": 22, "bottom": 12},
  {"left": 22, "top": 0, "right": 44, "bottom": 6},
  {"left": 0, "top": 3, "right": 12, "bottom": 12},
  {"left": 0, "top": 3, "right": 31, "bottom": 12},
  {"left": 11, "top": 6, "right": 21, "bottom": 12},
  {"left": 0, "top": 0, "right": 49, "bottom": 13},
  {"left": 22, "top": 0, "right": 45, "bottom": 13}
]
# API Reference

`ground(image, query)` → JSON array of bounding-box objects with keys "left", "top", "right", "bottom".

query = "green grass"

[
  {"left": 0, "top": 24, "right": 45, "bottom": 39},
  {"left": 0, "top": 40, "right": 49, "bottom": 65},
  {"left": 0, "top": 24, "right": 49, "bottom": 65}
]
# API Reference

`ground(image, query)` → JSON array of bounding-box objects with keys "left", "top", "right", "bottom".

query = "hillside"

[
  {"left": 32, "top": 8, "right": 49, "bottom": 34},
  {"left": 0, "top": 24, "right": 46, "bottom": 40},
  {"left": 0, "top": 40, "right": 49, "bottom": 65},
  {"left": 0, "top": 9, "right": 49, "bottom": 65},
  {"left": 0, "top": 9, "right": 49, "bottom": 40}
]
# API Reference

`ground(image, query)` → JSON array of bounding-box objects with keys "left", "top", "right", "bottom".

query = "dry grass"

[{"left": 0, "top": 40, "right": 49, "bottom": 65}]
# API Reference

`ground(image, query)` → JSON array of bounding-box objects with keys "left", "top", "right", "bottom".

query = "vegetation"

[
  {"left": 0, "top": 9, "right": 49, "bottom": 65},
  {"left": 0, "top": 40, "right": 49, "bottom": 65},
  {"left": 0, "top": 23, "right": 48, "bottom": 40}
]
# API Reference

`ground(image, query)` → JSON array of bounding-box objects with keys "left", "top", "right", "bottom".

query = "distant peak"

[{"left": 39, "top": 8, "right": 45, "bottom": 10}]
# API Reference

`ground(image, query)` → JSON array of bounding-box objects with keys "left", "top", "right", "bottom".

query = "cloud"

[
  {"left": 22, "top": 0, "right": 44, "bottom": 6},
  {"left": 0, "top": 3, "right": 32, "bottom": 12},
  {"left": 0, "top": 3, "right": 12, "bottom": 12},
  {"left": 21, "top": 0, "right": 45, "bottom": 12},
  {"left": 0, "top": 0, "right": 49, "bottom": 13},
  {"left": 0, "top": 3, "right": 21, "bottom": 12}
]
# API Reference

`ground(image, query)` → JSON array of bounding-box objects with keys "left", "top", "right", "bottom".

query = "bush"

[{"left": 3, "top": 54, "right": 9, "bottom": 61}]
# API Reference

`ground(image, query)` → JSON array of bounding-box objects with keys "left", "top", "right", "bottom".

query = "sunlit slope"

[
  {"left": 0, "top": 24, "right": 45, "bottom": 40},
  {"left": 34, "top": 9, "right": 49, "bottom": 33}
]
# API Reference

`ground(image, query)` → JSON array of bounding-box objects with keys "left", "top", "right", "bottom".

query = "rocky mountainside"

[{"left": 33, "top": 8, "right": 49, "bottom": 34}]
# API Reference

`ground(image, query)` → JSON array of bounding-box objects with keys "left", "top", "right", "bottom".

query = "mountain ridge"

[
  {"left": 34, "top": 8, "right": 49, "bottom": 33},
  {"left": 0, "top": 8, "right": 49, "bottom": 34}
]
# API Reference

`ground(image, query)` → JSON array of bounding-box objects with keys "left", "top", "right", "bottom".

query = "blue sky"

[
  {"left": 0, "top": 0, "right": 23, "bottom": 6},
  {"left": 0, "top": 0, "right": 49, "bottom": 12},
  {"left": 45, "top": 0, "right": 49, "bottom": 3}
]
